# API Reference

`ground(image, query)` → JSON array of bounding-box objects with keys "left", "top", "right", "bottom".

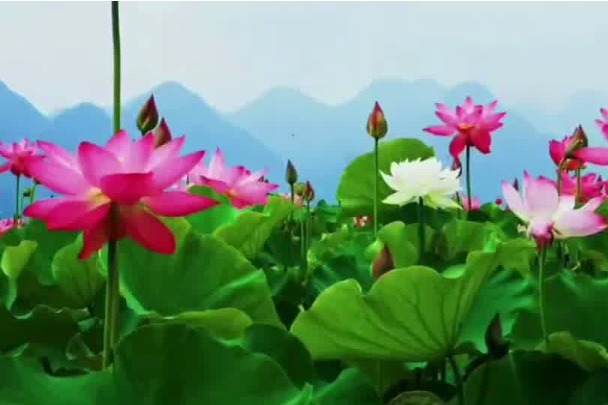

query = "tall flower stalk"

[
  {"left": 537, "top": 245, "right": 549, "bottom": 346},
  {"left": 103, "top": 0, "right": 123, "bottom": 368},
  {"left": 14, "top": 175, "right": 20, "bottom": 220},
  {"left": 465, "top": 146, "right": 472, "bottom": 211},
  {"left": 366, "top": 101, "right": 388, "bottom": 237},
  {"left": 417, "top": 197, "right": 425, "bottom": 260}
]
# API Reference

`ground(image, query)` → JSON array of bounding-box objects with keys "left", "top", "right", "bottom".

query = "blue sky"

[{"left": 1, "top": 1, "right": 607, "bottom": 114}]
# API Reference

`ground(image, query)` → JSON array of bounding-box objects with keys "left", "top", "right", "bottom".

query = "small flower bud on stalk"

[
  {"left": 366, "top": 101, "right": 388, "bottom": 140},
  {"left": 303, "top": 181, "right": 315, "bottom": 203},
  {"left": 285, "top": 160, "right": 298, "bottom": 186},
  {"left": 136, "top": 95, "right": 160, "bottom": 135},
  {"left": 153, "top": 118, "right": 172, "bottom": 148}
]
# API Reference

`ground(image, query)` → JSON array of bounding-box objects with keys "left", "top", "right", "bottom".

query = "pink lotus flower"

[
  {"left": 460, "top": 195, "right": 481, "bottom": 211},
  {"left": 0, "top": 217, "right": 25, "bottom": 236},
  {"left": 502, "top": 172, "right": 607, "bottom": 248},
  {"left": 549, "top": 134, "right": 585, "bottom": 171},
  {"left": 24, "top": 131, "right": 219, "bottom": 259},
  {"left": 188, "top": 149, "right": 279, "bottom": 209},
  {"left": 424, "top": 97, "right": 506, "bottom": 161},
  {"left": 279, "top": 192, "right": 303, "bottom": 206},
  {"left": 542, "top": 172, "right": 606, "bottom": 203},
  {"left": 0, "top": 139, "right": 40, "bottom": 177}
]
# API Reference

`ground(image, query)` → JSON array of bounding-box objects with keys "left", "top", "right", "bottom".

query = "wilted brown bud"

[
  {"left": 285, "top": 160, "right": 298, "bottom": 185},
  {"left": 303, "top": 181, "right": 315, "bottom": 202},
  {"left": 372, "top": 245, "right": 394, "bottom": 279},
  {"left": 366, "top": 101, "right": 388, "bottom": 140},
  {"left": 136, "top": 95, "right": 160, "bottom": 135},
  {"left": 153, "top": 118, "right": 172, "bottom": 148}
]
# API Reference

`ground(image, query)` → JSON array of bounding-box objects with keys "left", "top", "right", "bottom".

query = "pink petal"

[
  {"left": 580, "top": 196, "right": 605, "bottom": 212},
  {"left": 122, "top": 207, "right": 176, "bottom": 254},
  {"left": 148, "top": 136, "right": 187, "bottom": 169},
  {"left": 122, "top": 133, "right": 155, "bottom": 172},
  {"left": 574, "top": 147, "right": 608, "bottom": 166},
  {"left": 502, "top": 181, "right": 528, "bottom": 221},
  {"left": 104, "top": 130, "right": 131, "bottom": 157},
  {"left": 208, "top": 149, "right": 227, "bottom": 178},
  {"left": 435, "top": 105, "right": 459, "bottom": 126},
  {"left": 449, "top": 135, "right": 467, "bottom": 160},
  {"left": 27, "top": 156, "right": 90, "bottom": 195},
  {"left": 37, "top": 141, "right": 78, "bottom": 169},
  {"left": 424, "top": 125, "right": 455, "bottom": 136},
  {"left": 601, "top": 108, "right": 608, "bottom": 121},
  {"left": 0, "top": 162, "right": 10, "bottom": 174},
  {"left": 554, "top": 211, "right": 607, "bottom": 238},
  {"left": 198, "top": 177, "right": 231, "bottom": 193},
  {"left": 549, "top": 140, "right": 565, "bottom": 166},
  {"left": 99, "top": 172, "right": 155, "bottom": 205},
  {"left": 45, "top": 200, "right": 110, "bottom": 231},
  {"left": 78, "top": 142, "right": 122, "bottom": 186},
  {"left": 470, "top": 129, "right": 492, "bottom": 154},
  {"left": 23, "top": 199, "right": 64, "bottom": 220},
  {"left": 151, "top": 151, "right": 205, "bottom": 191},
  {"left": 79, "top": 220, "right": 111, "bottom": 259},
  {"left": 143, "top": 191, "right": 219, "bottom": 217},
  {"left": 523, "top": 172, "right": 559, "bottom": 217}
]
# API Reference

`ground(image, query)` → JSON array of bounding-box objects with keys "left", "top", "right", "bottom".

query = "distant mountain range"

[{"left": 0, "top": 78, "right": 607, "bottom": 218}]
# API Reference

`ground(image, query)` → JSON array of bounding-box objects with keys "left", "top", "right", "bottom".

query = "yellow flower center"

[
  {"left": 458, "top": 123, "right": 474, "bottom": 131},
  {"left": 88, "top": 188, "right": 110, "bottom": 205}
]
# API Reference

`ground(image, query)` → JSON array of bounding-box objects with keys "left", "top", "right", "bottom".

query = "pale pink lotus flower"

[
  {"left": 502, "top": 172, "right": 607, "bottom": 248},
  {"left": 0, "top": 139, "right": 40, "bottom": 177},
  {"left": 424, "top": 97, "right": 506, "bottom": 162},
  {"left": 0, "top": 217, "right": 25, "bottom": 236},
  {"left": 279, "top": 192, "right": 303, "bottom": 206},
  {"left": 460, "top": 195, "right": 481, "bottom": 211},
  {"left": 541, "top": 172, "right": 606, "bottom": 203},
  {"left": 24, "top": 131, "right": 219, "bottom": 259},
  {"left": 188, "top": 148, "right": 279, "bottom": 209}
]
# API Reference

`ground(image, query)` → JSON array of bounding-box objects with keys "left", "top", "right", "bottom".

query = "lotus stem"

[
  {"left": 29, "top": 181, "right": 39, "bottom": 205},
  {"left": 306, "top": 200, "right": 311, "bottom": 251},
  {"left": 102, "top": 223, "right": 118, "bottom": 368},
  {"left": 575, "top": 168, "right": 582, "bottom": 204},
  {"left": 14, "top": 175, "right": 20, "bottom": 220},
  {"left": 112, "top": 1, "right": 121, "bottom": 135},
  {"left": 538, "top": 245, "right": 549, "bottom": 346},
  {"left": 418, "top": 197, "right": 425, "bottom": 262},
  {"left": 448, "top": 355, "right": 464, "bottom": 405},
  {"left": 373, "top": 138, "right": 379, "bottom": 236},
  {"left": 465, "top": 146, "right": 472, "bottom": 212}
]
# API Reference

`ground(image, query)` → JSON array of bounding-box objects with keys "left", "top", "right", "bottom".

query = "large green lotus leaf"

[
  {"left": 336, "top": 138, "right": 435, "bottom": 218},
  {"left": 139, "top": 308, "right": 253, "bottom": 340},
  {"left": 1, "top": 240, "right": 37, "bottom": 280},
  {"left": 376, "top": 221, "right": 430, "bottom": 267},
  {"left": 51, "top": 237, "right": 104, "bottom": 309},
  {"left": 215, "top": 195, "right": 294, "bottom": 259},
  {"left": 314, "top": 368, "right": 383, "bottom": 405},
  {"left": 185, "top": 185, "right": 241, "bottom": 235},
  {"left": 113, "top": 324, "right": 315, "bottom": 405},
  {"left": 0, "top": 354, "right": 113, "bottom": 404},
  {"left": 234, "top": 324, "right": 315, "bottom": 389},
  {"left": 454, "top": 350, "right": 608, "bottom": 405},
  {"left": 118, "top": 217, "right": 282, "bottom": 327},
  {"left": 510, "top": 271, "right": 608, "bottom": 349},
  {"left": 290, "top": 243, "right": 522, "bottom": 362},
  {"left": 546, "top": 331, "right": 608, "bottom": 372},
  {"left": 457, "top": 269, "right": 535, "bottom": 351}
]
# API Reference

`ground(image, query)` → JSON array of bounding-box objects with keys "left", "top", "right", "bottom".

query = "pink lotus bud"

[
  {"left": 153, "top": 118, "right": 172, "bottom": 148},
  {"left": 136, "top": 95, "right": 160, "bottom": 135},
  {"left": 303, "top": 181, "right": 315, "bottom": 203},
  {"left": 366, "top": 101, "right": 388, "bottom": 140},
  {"left": 372, "top": 245, "right": 394, "bottom": 279}
]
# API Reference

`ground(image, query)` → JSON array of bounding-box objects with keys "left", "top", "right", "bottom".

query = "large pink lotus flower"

[
  {"left": 460, "top": 195, "right": 481, "bottom": 211},
  {"left": 502, "top": 172, "right": 607, "bottom": 248},
  {"left": 188, "top": 149, "right": 279, "bottom": 208},
  {"left": 424, "top": 97, "right": 506, "bottom": 161},
  {"left": 542, "top": 172, "right": 606, "bottom": 203},
  {"left": 0, "top": 217, "right": 25, "bottom": 236},
  {"left": 0, "top": 139, "right": 40, "bottom": 177},
  {"left": 549, "top": 134, "right": 585, "bottom": 171},
  {"left": 24, "top": 131, "right": 219, "bottom": 259}
]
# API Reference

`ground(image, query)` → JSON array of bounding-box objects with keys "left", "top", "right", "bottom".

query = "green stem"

[
  {"left": 448, "top": 355, "right": 464, "bottom": 405},
  {"left": 418, "top": 197, "right": 425, "bottom": 262},
  {"left": 465, "top": 146, "right": 472, "bottom": 212},
  {"left": 102, "top": 207, "right": 120, "bottom": 368},
  {"left": 306, "top": 201, "right": 311, "bottom": 251},
  {"left": 14, "top": 175, "right": 21, "bottom": 220},
  {"left": 575, "top": 168, "right": 582, "bottom": 204},
  {"left": 300, "top": 214, "right": 305, "bottom": 269},
  {"left": 538, "top": 245, "right": 549, "bottom": 346},
  {"left": 29, "top": 181, "right": 39, "bottom": 205},
  {"left": 373, "top": 138, "right": 379, "bottom": 236},
  {"left": 556, "top": 166, "right": 563, "bottom": 195}
]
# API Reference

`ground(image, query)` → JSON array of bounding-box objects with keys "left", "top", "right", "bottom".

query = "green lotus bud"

[
  {"left": 136, "top": 95, "right": 160, "bottom": 135},
  {"left": 366, "top": 101, "right": 388, "bottom": 140},
  {"left": 153, "top": 118, "right": 172, "bottom": 148},
  {"left": 285, "top": 160, "right": 298, "bottom": 185}
]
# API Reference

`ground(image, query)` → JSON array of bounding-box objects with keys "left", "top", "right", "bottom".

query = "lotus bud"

[
  {"left": 22, "top": 187, "right": 32, "bottom": 197},
  {"left": 303, "top": 181, "right": 315, "bottom": 203},
  {"left": 564, "top": 125, "right": 588, "bottom": 165},
  {"left": 372, "top": 245, "right": 394, "bottom": 279},
  {"left": 366, "top": 101, "right": 388, "bottom": 140},
  {"left": 512, "top": 178, "right": 519, "bottom": 191},
  {"left": 153, "top": 118, "right": 172, "bottom": 148},
  {"left": 136, "top": 95, "right": 160, "bottom": 135},
  {"left": 285, "top": 160, "right": 298, "bottom": 185},
  {"left": 294, "top": 182, "right": 306, "bottom": 197}
]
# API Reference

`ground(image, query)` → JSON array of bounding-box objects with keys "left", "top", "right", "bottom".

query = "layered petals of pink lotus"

[
  {"left": 542, "top": 172, "right": 607, "bottom": 203},
  {"left": 549, "top": 134, "right": 584, "bottom": 171},
  {"left": 23, "top": 131, "right": 219, "bottom": 259},
  {"left": 460, "top": 195, "right": 481, "bottom": 211},
  {"left": 502, "top": 171, "right": 607, "bottom": 247},
  {"left": 188, "top": 148, "right": 279, "bottom": 208},
  {"left": 0, "top": 139, "right": 40, "bottom": 177},
  {"left": 423, "top": 97, "right": 505, "bottom": 161}
]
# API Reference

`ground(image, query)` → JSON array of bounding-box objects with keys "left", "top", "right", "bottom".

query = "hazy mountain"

[{"left": 229, "top": 79, "right": 557, "bottom": 203}]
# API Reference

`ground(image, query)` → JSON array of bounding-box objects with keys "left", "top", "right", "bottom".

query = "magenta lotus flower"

[
  {"left": 188, "top": 149, "right": 279, "bottom": 208},
  {"left": 549, "top": 134, "right": 585, "bottom": 171},
  {"left": 0, "top": 139, "right": 40, "bottom": 177},
  {"left": 424, "top": 97, "right": 506, "bottom": 160},
  {"left": 502, "top": 172, "right": 607, "bottom": 247},
  {"left": 542, "top": 172, "right": 606, "bottom": 203},
  {"left": 0, "top": 217, "right": 24, "bottom": 236},
  {"left": 23, "top": 131, "right": 219, "bottom": 259},
  {"left": 460, "top": 195, "right": 481, "bottom": 211},
  {"left": 569, "top": 110, "right": 608, "bottom": 166}
]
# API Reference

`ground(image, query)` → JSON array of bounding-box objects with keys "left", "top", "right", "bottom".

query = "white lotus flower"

[{"left": 380, "top": 157, "right": 462, "bottom": 209}]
